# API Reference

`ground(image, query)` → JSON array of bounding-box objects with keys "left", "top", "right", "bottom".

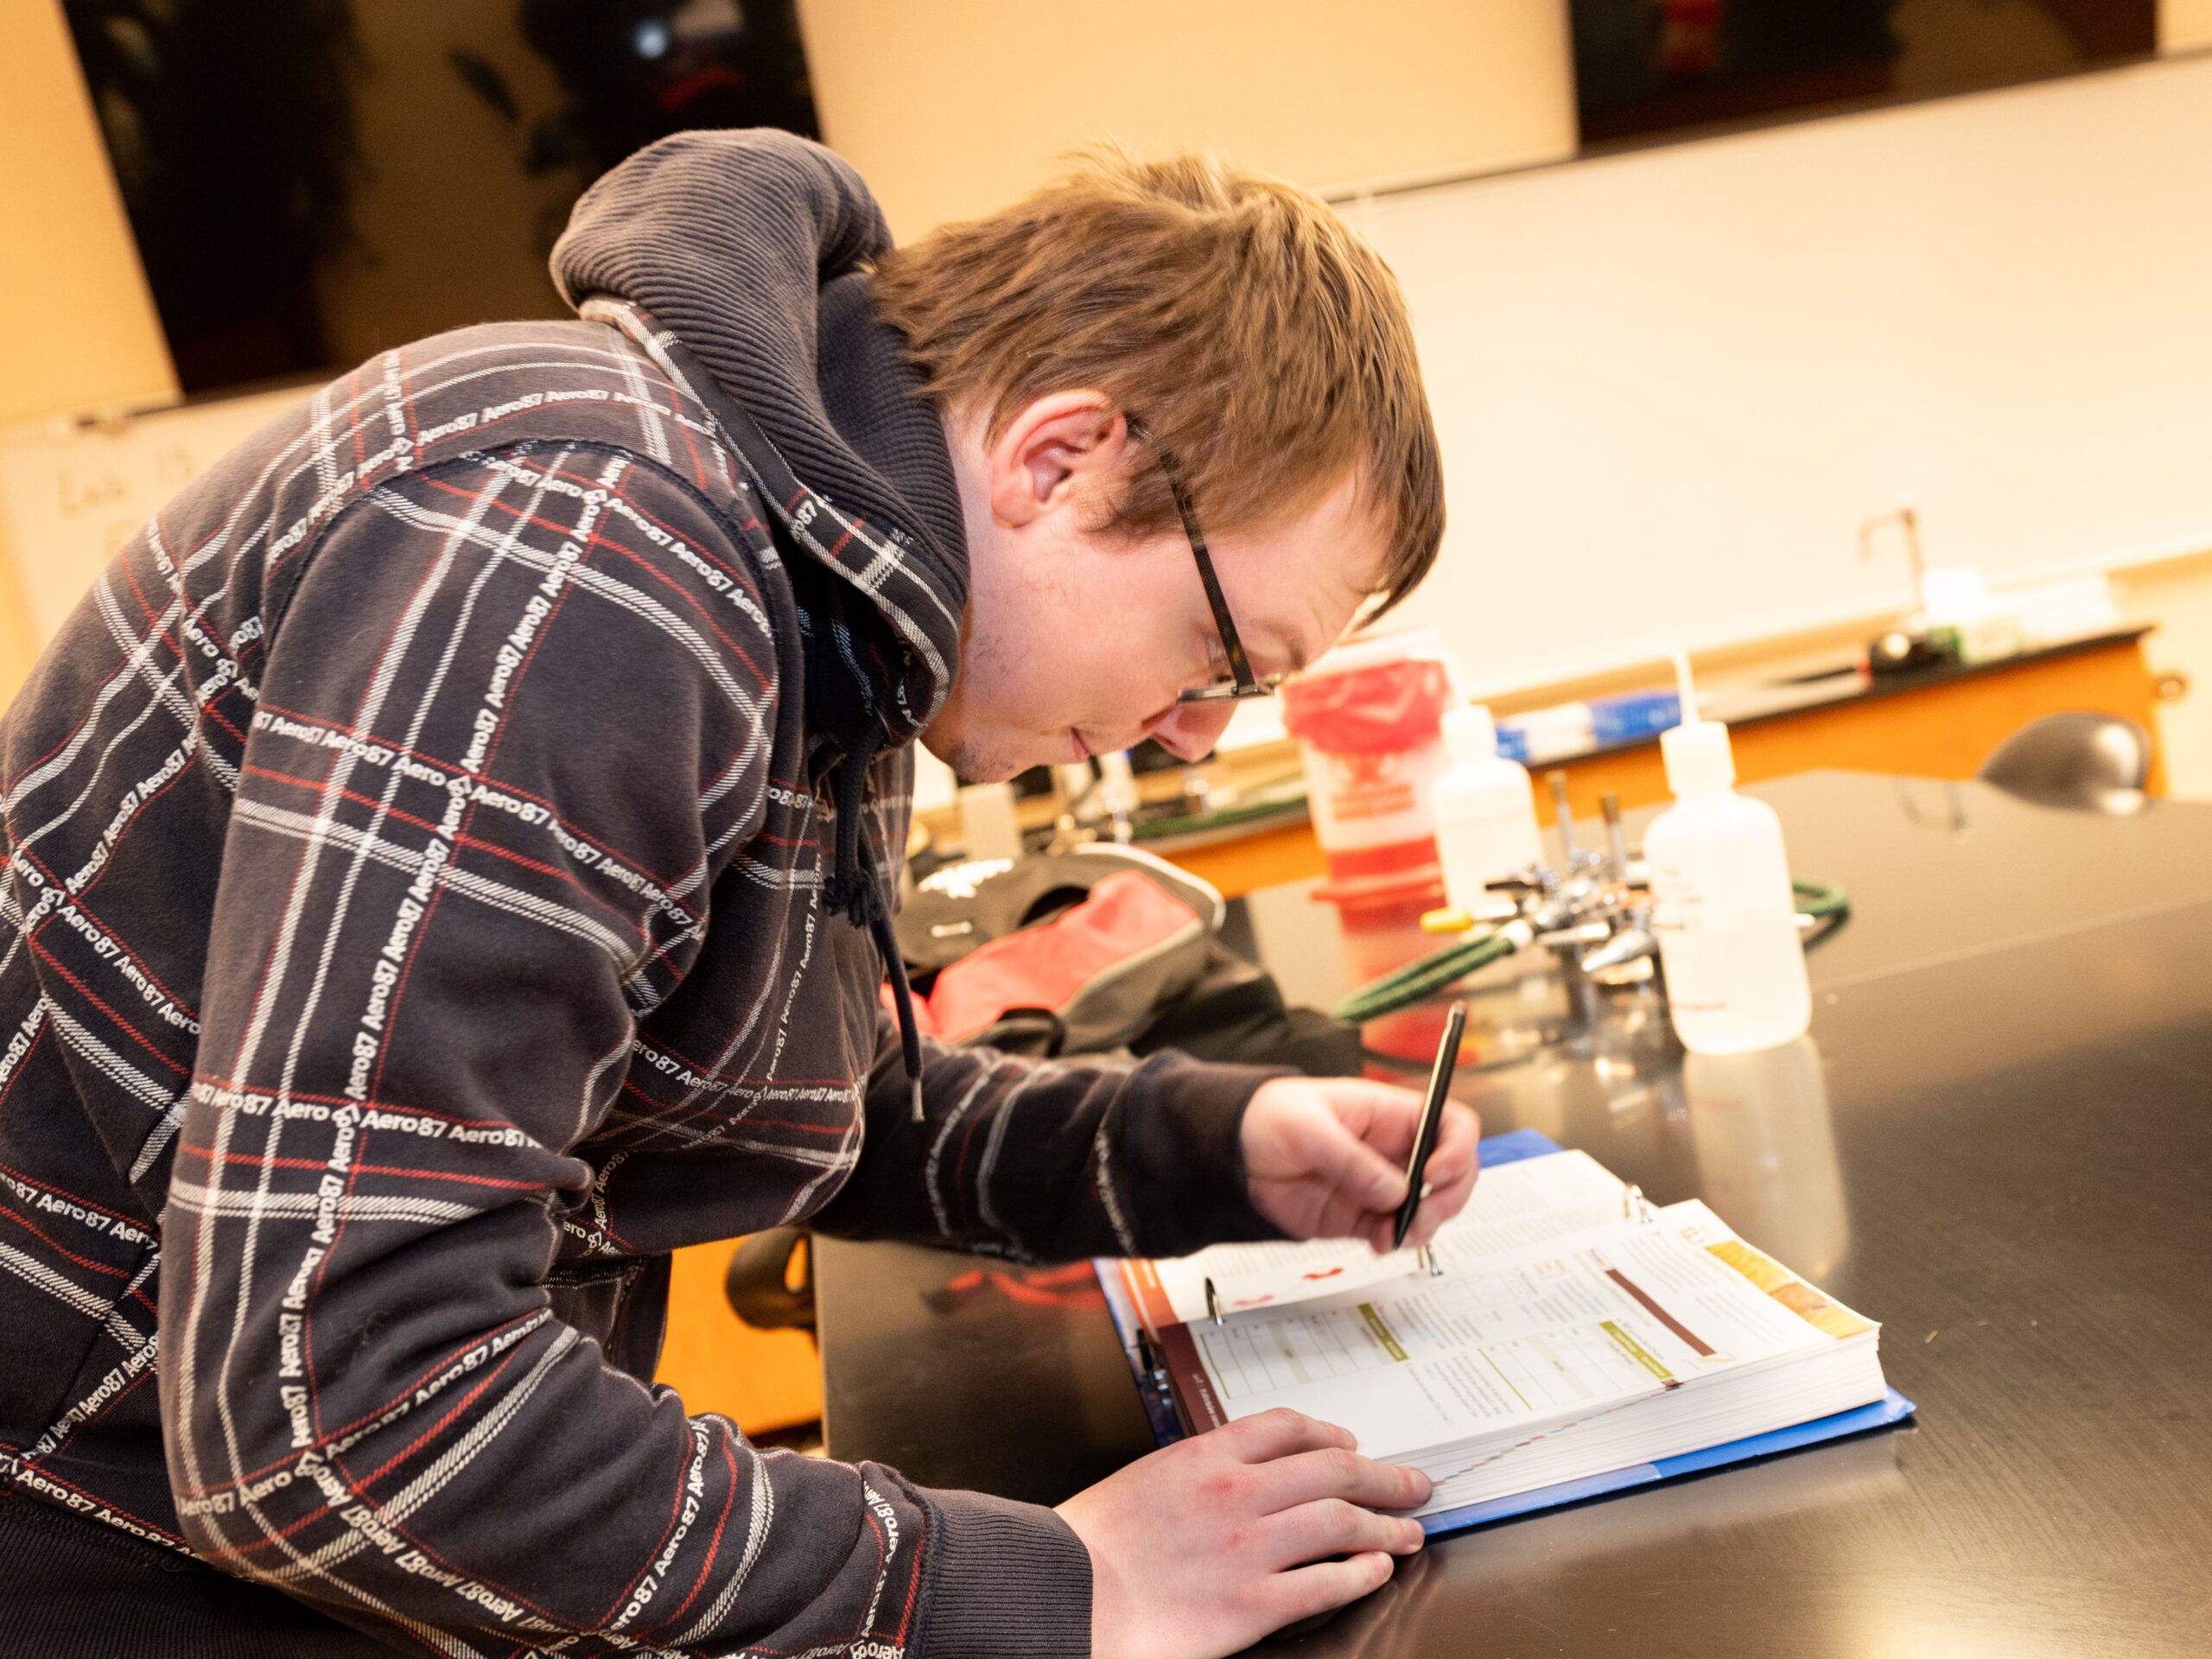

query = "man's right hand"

[{"left": 1053, "top": 1407, "right": 1432, "bottom": 1659}]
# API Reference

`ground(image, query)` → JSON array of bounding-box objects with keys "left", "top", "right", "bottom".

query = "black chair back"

[{"left": 1977, "top": 711, "right": 2153, "bottom": 810}]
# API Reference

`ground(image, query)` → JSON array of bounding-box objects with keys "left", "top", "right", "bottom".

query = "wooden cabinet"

[{"left": 653, "top": 1237, "right": 823, "bottom": 1436}]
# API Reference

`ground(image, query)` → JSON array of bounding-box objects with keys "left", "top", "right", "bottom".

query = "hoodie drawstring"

[{"left": 820, "top": 730, "right": 925, "bottom": 1122}]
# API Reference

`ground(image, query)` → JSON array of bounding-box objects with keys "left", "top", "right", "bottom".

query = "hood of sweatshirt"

[
  {"left": 550, "top": 129, "right": 963, "bottom": 1119},
  {"left": 550, "top": 129, "right": 967, "bottom": 759}
]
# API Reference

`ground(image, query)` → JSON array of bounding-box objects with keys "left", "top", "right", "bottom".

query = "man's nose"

[{"left": 1143, "top": 700, "right": 1239, "bottom": 762}]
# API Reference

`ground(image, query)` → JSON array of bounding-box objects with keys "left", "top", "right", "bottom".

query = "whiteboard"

[
  {"left": 1340, "top": 52, "right": 2212, "bottom": 696},
  {"left": 0, "top": 385, "right": 308, "bottom": 645}
]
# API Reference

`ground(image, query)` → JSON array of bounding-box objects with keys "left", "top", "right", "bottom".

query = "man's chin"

[{"left": 918, "top": 730, "right": 1036, "bottom": 786}]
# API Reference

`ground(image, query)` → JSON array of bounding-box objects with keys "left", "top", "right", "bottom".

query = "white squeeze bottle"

[
  {"left": 1432, "top": 704, "right": 1545, "bottom": 912},
  {"left": 1643, "top": 646, "right": 1811, "bottom": 1054}
]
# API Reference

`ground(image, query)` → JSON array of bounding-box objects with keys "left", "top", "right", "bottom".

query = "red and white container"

[{"left": 1281, "top": 631, "right": 1457, "bottom": 906}]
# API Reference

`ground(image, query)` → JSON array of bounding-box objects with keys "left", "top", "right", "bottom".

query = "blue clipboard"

[{"left": 1095, "top": 1128, "right": 1917, "bottom": 1537}]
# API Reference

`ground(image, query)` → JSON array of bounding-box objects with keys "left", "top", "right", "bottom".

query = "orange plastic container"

[{"left": 1281, "top": 632, "right": 1455, "bottom": 908}]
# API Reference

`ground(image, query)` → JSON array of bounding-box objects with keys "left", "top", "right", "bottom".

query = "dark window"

[
  {"left": 66, "top": 0, "right": 820, "bottom": 397},
  {"left": 1571, "top": 0, "right": 2157, "bottom": 147}
]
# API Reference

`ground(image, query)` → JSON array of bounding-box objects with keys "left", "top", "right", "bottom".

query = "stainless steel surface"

[{"left": 817, "top": 772, "right": 2212, "bottom": 1656}]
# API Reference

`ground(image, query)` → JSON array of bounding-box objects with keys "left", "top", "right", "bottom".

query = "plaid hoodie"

[{"left": 0, "top": 132, "right": 1282, "bottom": 1655}]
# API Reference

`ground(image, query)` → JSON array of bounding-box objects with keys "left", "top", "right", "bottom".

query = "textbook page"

[
  {"left": 1158, "top": 1200, "right": 1877, "bottom": 1466},
  {"left": 1126, "top": 1149, "right": 1630, "bottom": 1327}
]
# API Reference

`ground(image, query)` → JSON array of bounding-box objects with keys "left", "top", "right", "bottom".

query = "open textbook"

[{"left": 1100, "top": 1132, "right": 1912, "bottom": 1529}]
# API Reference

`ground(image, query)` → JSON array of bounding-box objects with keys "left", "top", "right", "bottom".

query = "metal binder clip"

[
  {"left": 1204, "top": 1276, "right": 1224, "bottom": 1327},
  {"left": 1415, "top": 1243, "right": 1443, "bottom": 1278},
  {"left": 1623, "top": 1184, "right": 1657, "bottom": 1224},
  {"left": 1135, "top": 1328, "right": 1167, "bottom": 1384}
]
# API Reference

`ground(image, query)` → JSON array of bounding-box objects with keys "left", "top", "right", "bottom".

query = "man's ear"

[{"left": 986, "top": 391, "right": 1128, "bottom": 528}]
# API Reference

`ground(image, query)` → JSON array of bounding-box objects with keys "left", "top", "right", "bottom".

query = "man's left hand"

[{"left": 1240, "top": 1077, "right": 1479, "bottom": 1252}]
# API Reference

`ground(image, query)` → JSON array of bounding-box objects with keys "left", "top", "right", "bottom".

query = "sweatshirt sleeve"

[
  {"left": 810, "top": 1015, "right": 1292, "bottom": 1262},
  {"left": 158, "top": 446, "right": 1084, "bottom": 1658}
]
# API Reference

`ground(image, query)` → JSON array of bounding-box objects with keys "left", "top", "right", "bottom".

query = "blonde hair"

[{"left": 870, "top": 150, "right": 1443, "bottom": 616}]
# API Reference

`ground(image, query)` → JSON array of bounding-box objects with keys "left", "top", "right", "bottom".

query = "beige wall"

[
  {"left": 0, "top": 0, "right": 175, "bottom": 427},
  {"left": 2132, "top": 0, "right": 2212, "bottom": 800},
  {"left": 2164, "top": 0, "right": 2212, "bottom": 52},
  {"left": 794, "top": 0, "right": 1576, "bottom": 238},
  {"left": 0, "top": 548, "right": 34, "bottom": 706},
  {"left": 0, "top": 0, "right": 177, "bottom": 696}
]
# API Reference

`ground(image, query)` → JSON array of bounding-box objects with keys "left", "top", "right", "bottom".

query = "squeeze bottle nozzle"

[{"left": 1645, "top": 639, "right": 1734, "bottom": 795}]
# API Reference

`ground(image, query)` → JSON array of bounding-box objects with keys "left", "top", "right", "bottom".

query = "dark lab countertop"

[{"left": 817, "top": 771, "right": 2212, "bottom": 1658}]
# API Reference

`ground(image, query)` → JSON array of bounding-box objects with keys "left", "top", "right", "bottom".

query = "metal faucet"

[
  {"left": 1455, "top": 783, "right": 1657, "bottom": 986},
  {"left": 1859, "top": 496, "right": 1928, "bottom": 623}
]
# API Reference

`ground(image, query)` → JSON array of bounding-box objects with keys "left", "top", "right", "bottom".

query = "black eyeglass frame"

[{"left": 1128, "top": 419, "right": 1287, "bottom": 704}]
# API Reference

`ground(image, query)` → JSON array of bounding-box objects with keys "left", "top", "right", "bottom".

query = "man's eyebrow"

[
  {"left": 1249, "top": 617, "right": 1317, "bottom": 678},
  {"left": 1271, "top": 626, "right": 1319, "bottom": 677}
]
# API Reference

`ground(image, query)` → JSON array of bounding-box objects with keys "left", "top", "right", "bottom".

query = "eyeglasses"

[{"left": 1128, "top": 420, "right": 1287, "bottom": 704}]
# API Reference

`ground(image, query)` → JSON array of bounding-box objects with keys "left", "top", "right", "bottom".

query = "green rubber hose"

[
  {"left": 1329, "top": 880, "right": 1851, "bottom": 1025},
  {"left": 1330, "top": 930, "right": 1517, "bottom": 1025},
  {"left": 1793, "top": 877, "right": 1849, "bottom": 919}
]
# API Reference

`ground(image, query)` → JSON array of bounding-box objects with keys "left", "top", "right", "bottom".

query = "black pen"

[{"left": 1392, "top": 1001, "right": 1466, "bottom": 1252}]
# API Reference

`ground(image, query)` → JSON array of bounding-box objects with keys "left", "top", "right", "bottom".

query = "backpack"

[{"left": 894, "top": 844, "right": 1357, "bottom": 1072}]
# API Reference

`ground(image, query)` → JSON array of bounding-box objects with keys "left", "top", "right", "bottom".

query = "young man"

[{"left": 0, "top": 131, "right": 1471, "bottom": 1657}]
